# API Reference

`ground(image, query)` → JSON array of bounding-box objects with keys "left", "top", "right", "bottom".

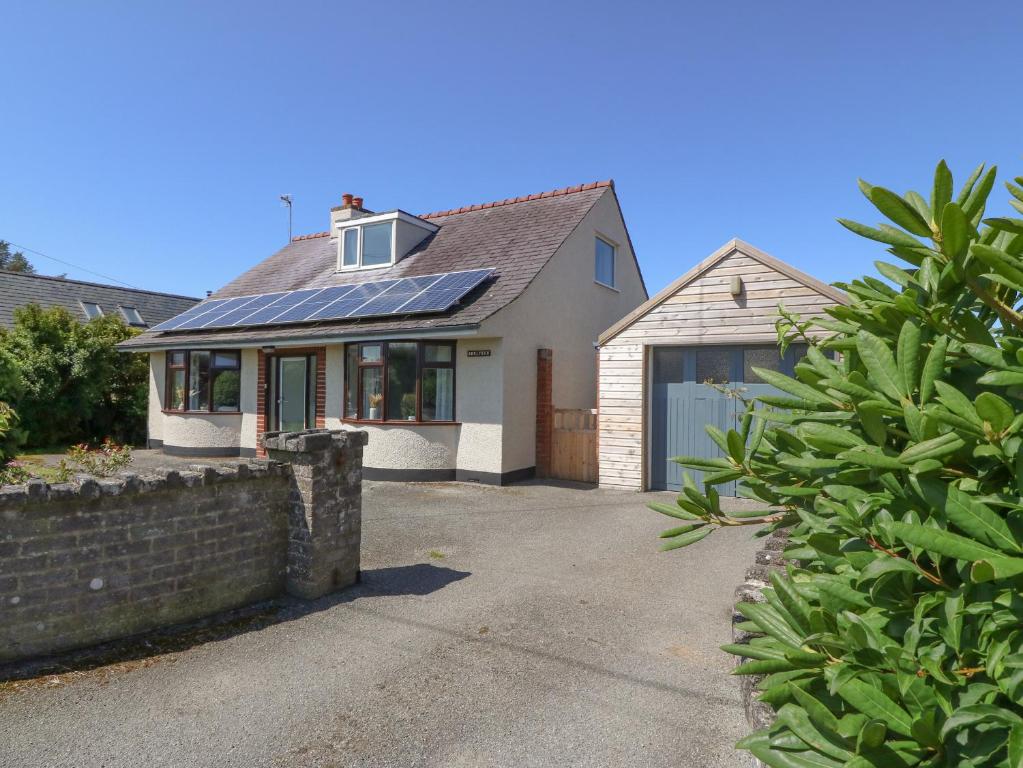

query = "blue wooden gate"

[{"left": 650, "top": 345, "right": 803, "bottom": 494}]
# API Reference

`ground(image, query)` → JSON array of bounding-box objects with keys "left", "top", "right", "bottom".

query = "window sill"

[
  {"left": 342, "top": 419, "right": 460, "bottom": 427},
  {"left": 594, "top": 280, "right": 620, "bottom": 292},
  {"left": 337, "top": 262, "right": 394, "bottom": 273},
  {"left": 163, "top": 410, "right": 243, "bottom": 416}
]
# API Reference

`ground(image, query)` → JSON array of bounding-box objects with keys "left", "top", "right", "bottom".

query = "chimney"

[{"left": 330, "top": 192, "right": 372, "bottom": 229}]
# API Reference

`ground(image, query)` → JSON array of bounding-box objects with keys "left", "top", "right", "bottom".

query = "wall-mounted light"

[
  {"left": 729, "top": 275, "right": 743, "bottom": 296},
  {"left": 262, "top": 345, "right": 276, "bottom": 354}
]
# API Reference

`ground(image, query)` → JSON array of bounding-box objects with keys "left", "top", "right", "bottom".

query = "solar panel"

[
  {"left": 267, "top": 285, "right": 357, "bottom": 324},
  {"left": 309, "top": 280, "right": 400, "bottom": 320},
  {"left": 397, "top": 289, "right": 466, "bottom": 314},
  {"left": 207, "top": 292, "right": 290, "bottom": 327},
  {"left": 149, "top": 299, "right": 229, "bottom": 332},
  {"left": 348, "top": 274, "right": 446, "bottom": 318},
  {"left": 427, "top": 269, "right": 494, "bottom": 292},
  {"left": 150, "top": 269, "right": 495, "bottom": 333},
  {"left": 397, "top": 269, "right": 494, "bottom": 314},
  {"left": 175, "top": 296, "right": 264, "bottom": 330}
]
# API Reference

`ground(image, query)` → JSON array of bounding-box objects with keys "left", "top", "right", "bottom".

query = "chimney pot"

[
  {"left": 341, "top": 193, "right": 354, "bottom": 208},
  {"left": 352, "top": 196, "right": 364, "bottom": 210}
]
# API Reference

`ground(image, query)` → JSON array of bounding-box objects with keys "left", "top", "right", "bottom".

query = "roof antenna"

[{"left": 279, "top": 194, "right": 293, "bottom": 243}]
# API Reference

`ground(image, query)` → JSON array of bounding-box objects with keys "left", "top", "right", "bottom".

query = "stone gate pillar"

[{"left": 263, "top": 429, "right": 369, "bottom": 599}]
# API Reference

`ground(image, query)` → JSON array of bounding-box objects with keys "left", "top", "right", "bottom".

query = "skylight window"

[
  {"left": 119, "top": 305, "right": 146, "bottom": 326},
  {"left": 81, "top": 301, "right": 104, "bottom": 320}
]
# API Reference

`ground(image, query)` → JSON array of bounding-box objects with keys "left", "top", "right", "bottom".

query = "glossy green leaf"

[
  {"left": 940, "top": 201, "right": 970, "bottom": 261},
  {"left": 918, "top": 336, "right": 948, "bottom": 404},
  {"left": 658, "top": 526, "right": 711, "bottom": 551},
  {"left": 931, "top": 160, "right": 953, "bottom": 220},
  {"left": 647, "top": 501, "right": 701, "bottom": 520},
  {"left": 837, "top": 679, "right": 914, "bottom": 737},
  {"left": 868, "top": 186, "right": 933, "bottom": 237},
  {"left": 856, "top": 331, "right": 905, "bottom": 401},
  {"left": 896, "top": 321, "right": 921, "bottom": 397},
  {"left": 888, "top": 521, "right": 1004, "bottom": 562}
]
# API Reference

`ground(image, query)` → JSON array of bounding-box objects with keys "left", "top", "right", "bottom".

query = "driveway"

[{"left": 0, "top": 480, "right": 762, "bottom": 767}]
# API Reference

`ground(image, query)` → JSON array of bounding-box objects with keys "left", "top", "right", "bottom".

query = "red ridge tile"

[{"left": 418, "top": 180, "right": 612, "bottom": 220}]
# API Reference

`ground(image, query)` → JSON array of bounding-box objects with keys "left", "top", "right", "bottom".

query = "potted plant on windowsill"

[
  {"left": 401, "top": 392, "right": 417, "bottom": 420},
  {"left": 368, "top": 392, "right": 383, "bottom": 420}
]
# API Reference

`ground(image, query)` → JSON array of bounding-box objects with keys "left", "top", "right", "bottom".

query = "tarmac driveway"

[{"left": 0, "top": 480, "right": 763, "bottom": 768}]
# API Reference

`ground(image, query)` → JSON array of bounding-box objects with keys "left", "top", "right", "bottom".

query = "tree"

[
  {"left": 0, "top": 305, "right": 147, "bottom": 447},
  {"left": 0, "top": 241, "right": 36, "bottom": 273},
  {"left": 654, "top": 162, "right": 1023, "bottom": 766}
]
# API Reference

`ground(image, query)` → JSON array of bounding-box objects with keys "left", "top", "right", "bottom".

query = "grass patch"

[{"left": 427, "top": 550, "right": 445, "bottom": 560}]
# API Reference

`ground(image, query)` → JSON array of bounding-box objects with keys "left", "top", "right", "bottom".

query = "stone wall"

[
  {"left": 731, "top": 529, "right": 790, "bottom": 768},
  {"left": 0, "top": 429, "right": 367, "bottom": 665}
]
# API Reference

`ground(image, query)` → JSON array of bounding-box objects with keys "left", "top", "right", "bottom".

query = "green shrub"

[
  {"left": 655, "top": 161, "right": 1023, "bottom": 767},
  {"left": 0, "top": 306, "right": 147, "bottom": 447}
]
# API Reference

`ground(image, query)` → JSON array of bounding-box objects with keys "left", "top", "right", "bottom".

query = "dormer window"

[
  {"left": 339, "top": 221, "right": 395, "bottom": 270},
  {"left": 334, "top": 209, "right": 437, "bottom": 273}
]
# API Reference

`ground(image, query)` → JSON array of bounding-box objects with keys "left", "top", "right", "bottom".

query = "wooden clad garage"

[{"left": 596, "top": 239, "right": 846, "bottom": 492}]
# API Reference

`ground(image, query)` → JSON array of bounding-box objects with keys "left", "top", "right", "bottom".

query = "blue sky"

[{"left": 2, "top": 1, "right": 1021, "bottom": 299}]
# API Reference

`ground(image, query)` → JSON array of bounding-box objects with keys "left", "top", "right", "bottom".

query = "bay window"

[
  {"left": 344, "top": 341, "right": 456, "bottom": 422},
  {"left": 165, "top": 350, "right": 241, "bottom": 413}
]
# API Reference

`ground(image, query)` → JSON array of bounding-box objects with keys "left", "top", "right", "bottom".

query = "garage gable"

[{"left": 599, "top": 239, "right": 846, "bottom": 347}]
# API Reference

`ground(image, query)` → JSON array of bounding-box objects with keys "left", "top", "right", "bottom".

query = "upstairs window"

[
  {"left": 595, "top": 236, "right": 616, "bottom": 288},
  {"left": 339, "top": 221, "right": 394, "bottom": 270},
  {"left": 119, "top": 305, "right": 146, "bottom": 326},
  {"left": 81, "top": 301, "right": 104, "bottom": 320}
]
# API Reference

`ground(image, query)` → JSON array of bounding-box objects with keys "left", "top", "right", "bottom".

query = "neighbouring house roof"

[
  {"left": 0, "top": 271, "right": 199, "bottom": 330},
  {"left": 120, "top": 181, "right": 618, "bottom": 350},
  {"left": 598, "top": 238, "right": 848, "bottom": 345}
]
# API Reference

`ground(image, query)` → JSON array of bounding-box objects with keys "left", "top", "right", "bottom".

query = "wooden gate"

[{"left": 550, "top": 408, "right": 598, "bottom": 483}]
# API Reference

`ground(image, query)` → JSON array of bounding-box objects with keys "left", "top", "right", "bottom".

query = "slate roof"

[
  {"left": 120, "top": 181, "right": 614, "bottom": 350},
  {"left": 0, "top": 271, "right": 199, "bottom": 330}
]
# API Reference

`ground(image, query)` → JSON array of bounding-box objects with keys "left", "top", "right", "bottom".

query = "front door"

[
  {"left": 278, "top": 356, "right": 308, "bottom": 432},
  {"left": 649, "top": 344, "right": 804, "bottom": 494}
]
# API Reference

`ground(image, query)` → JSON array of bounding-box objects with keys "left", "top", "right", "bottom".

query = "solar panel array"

[{"left": 150, "top": 269, "right": 494, "bottom": 332}]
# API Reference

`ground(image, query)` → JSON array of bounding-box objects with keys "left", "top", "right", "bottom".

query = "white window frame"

[
  {"left": 338, "top": 221, "right": 396, "bottom": 272},
  {"left": 118, "top": 305, "right": 145, "bottom": 326},
  {"left": 80, "top": 301, "right": 104, "bottom": 320},
  {"left": 594, "top": 234, "right": 618, "bottom": 290}
]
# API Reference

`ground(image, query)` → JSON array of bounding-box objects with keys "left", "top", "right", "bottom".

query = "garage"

[
  {"left": 649, "top": 343, "right": 805, "bottom": 492},
  {"left": 596, "top": 239, "right": 846, "bottom": 493}
]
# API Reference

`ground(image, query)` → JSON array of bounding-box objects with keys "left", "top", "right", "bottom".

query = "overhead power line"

[{"left": 0, "top": 239, "right": 141, "bottom": 289}]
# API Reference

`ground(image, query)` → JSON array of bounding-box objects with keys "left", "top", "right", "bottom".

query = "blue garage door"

[{"left": 650, "top": 345, "right": 804, "bottom": 494}]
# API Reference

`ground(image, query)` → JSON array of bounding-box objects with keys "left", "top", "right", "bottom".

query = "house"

[
  {"left": 0, "top": 271, "right": 199, "bottom": 329},
  {"left": 596, "top": 239, "right": 847, "bottom": 494},
  {"left": 119, "top": 181, "right": 648, "bottom": 483}
]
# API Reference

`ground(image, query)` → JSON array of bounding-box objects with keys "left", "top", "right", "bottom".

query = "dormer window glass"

[
  {"left": 361, "top": 223, "right": 393, "bottom": 266},
  {"left": 342, "top": 228, "right": 359, "bottom": 267},
  {"left": 339, "top": 221, "right": 394, "bottom": 270}
]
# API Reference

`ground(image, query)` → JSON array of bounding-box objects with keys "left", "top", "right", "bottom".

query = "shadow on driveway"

[{"left": 0, "top": 563, "right": 470, "bottom": 686}]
